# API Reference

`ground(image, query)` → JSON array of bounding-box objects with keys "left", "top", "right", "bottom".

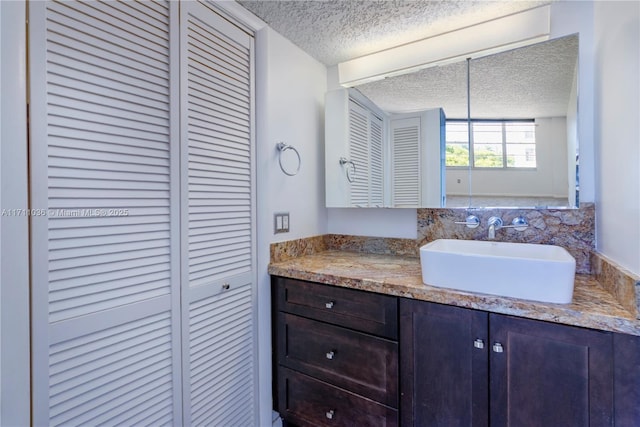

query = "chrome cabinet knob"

[
  {"left": 326, "top": 409, "right": 335, "bottom": 420},
  {"left": 325, "top": 301, "right": 335, "bottom": 309},
  {"left": 493, "top": 342, "right": 504, "bottom": 353},
  {"left": 326, "top": 351, "right": 335, "bottom": 360},
  {"left": 474, "top": 339, "right": 485, "bottom": 349}
]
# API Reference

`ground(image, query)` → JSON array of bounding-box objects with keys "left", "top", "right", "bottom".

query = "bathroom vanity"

[
  {"left": 269, "top": 250, "right": 640, "bottom": 427},
  {"left": 274, "top": 277, "right": 399, "bottom": 425}
]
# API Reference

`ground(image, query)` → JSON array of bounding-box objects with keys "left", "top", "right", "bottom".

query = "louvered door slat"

[
  {"left": 30, "top": 1, "right": 180, "bottom": 424},
  {"left": 46, "top": 22, "right": 168, "bottom": 81},
  {"left": 48, "top": 4, "right": 169, "bottom": 66},
  {"left": 188, "top": 89, "right": 250, "bottom": 124},
  {"left": 188, "top": 67, "right": 250, "bottom": 111},
  {"left": 181, "top": 2, "right": 256, "bottom": 425},
  {"left": 124, "top": 0, "right": 167, "bottom": 21},
  {"left": 187, "top": 284, "right": 254, "bottom": 427},
  {"left": 47, "top": 312, "right": 173, "bottom": 426},
  {"left": 73, "top": 1, "right": 169, "bottom": 44}
]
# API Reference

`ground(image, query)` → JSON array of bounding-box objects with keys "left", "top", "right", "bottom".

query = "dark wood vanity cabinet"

[
  {"left": 400, "top": 299, "right": 615, "bottom": 427},
  {"left": 273, "top": 276, "right": 639, "bottom": 426},
  {"left": 399, "top": 299, "right": 489, "bottom": 426},
  {"left": 489, "top": 313, "right": 613, "bottom": 427},
  {"left": 273, "top": 276, "right": 399, "bottom": 426}
]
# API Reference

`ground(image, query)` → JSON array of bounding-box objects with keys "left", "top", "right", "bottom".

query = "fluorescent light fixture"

[{"left": 338, "top": 5, "right": 550, "bottom": 87}]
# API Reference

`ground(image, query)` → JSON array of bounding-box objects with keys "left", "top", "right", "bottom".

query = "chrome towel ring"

[
  {"left": 339, "top": 157, "right": 356, "bottom": 183},
  {"left": 276, "top": 142, "right": 301, "bottom": 176}
]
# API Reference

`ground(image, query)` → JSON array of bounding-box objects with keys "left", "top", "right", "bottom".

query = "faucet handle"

[
  {"left": 497, "top": 216, "right": 529, "bottom": 231},
  {"left": 454, "top": 215, "right": 480, "bottom": 229},
  {"left": 510, "top": 216, "right": 528, "bottom": 231}
]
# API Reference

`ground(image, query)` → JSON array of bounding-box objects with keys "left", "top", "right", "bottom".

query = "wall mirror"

[{"left": 326, "top": 34, "right": 579, "bottom": 209}]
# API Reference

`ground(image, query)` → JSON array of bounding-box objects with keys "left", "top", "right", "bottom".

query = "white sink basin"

[{"left": 420, "top": 239, "right": 576, "bottom": 304}]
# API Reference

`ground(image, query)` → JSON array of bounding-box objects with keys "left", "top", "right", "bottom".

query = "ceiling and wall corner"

[
  {"left": 238, "top": 0, "right": 550, "bottom": 67},
  {"left": 355, "top": 34, "right": 577, "bottom": 118},
  {"left": 337, "top": 5, "right": 551, "bottom": 87}
]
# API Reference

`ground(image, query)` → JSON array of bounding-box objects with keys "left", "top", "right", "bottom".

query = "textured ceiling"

[
  {"left": 237, "top": 0, "right": 551, "bottom": 66},
  {"left": 356, "top": 34, "right": 578, "bottom": 118},
  {"left": 237, "top": 0, "right": 574, "bottom": 119}
]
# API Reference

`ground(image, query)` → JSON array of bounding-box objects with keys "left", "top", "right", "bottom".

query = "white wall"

[
  {"left": 594, "top": 1, "right": 640, "bottom": 275},
  {"left": 327, "top": 208, "right": 417, "bottom": 238},
  {"left": 255, "top": 27, "right": 328, "bottom": 426},
  {"left": 550, "top": 1, "right": 595, "bottom": 205},
  {"left": 0, "top": 1, "right": 31, "bottom": 425}
]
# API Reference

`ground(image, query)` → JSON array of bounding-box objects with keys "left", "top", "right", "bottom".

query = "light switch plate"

[{"left": 274, "top": 212, "right": 290, "bottom": 234}]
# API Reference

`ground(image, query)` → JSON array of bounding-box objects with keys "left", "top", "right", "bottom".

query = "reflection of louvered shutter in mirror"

[
  {"left": 389, "top": 109, "right": 446, "bottom": 208},
  {"left": 391, "top": 118, "right": 421, "bottom": 207},
  {"left": 325, "top": 89, "right": 386, "bottom": 208},
  {"left": 348, "top": 100, "right": 370, "bottom": 207},
  {"left": 348, "top": 99, "right": 385, "bottom": 207}
]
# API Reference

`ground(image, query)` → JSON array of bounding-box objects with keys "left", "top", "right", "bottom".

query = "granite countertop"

[{"left": 268, "top": 250, "right": 640, "bottom": 336}]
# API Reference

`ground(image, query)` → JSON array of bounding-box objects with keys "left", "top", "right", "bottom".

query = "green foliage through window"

[{"left": 445, "top": 120, "right": 536, "bottom": 168}]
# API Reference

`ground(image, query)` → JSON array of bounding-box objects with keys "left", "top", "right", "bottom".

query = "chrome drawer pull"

[
  {"left": 326, "top": 351, "right": 335, "bottom": 360},
  {"left": 325, "top": 301, "right": 335, "bottom": 309},
  {"left": 493, "top": 342, "right": 504, "bottom": 353},
  {"left": 326, "top": 409, "right": 335, "bottom": 420},
  {"left": 474, "top": 339, "right": 485, "bottom": 349}
]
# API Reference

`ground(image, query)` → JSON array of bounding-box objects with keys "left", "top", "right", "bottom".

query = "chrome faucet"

[
  {"left": 487, "top": 216, "right": 529, "bottom": 239},
  {"left": 487, "top": 216, "right": 503, "bottom": 239}
]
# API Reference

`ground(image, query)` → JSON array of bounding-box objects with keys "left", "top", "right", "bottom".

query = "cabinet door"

[
  {"left": 29, "top": 2, "right": 182, "bottom": 424},
  {"left": 614, "top": 333, "right": 640, "bottom": 425},
  {"left": 400, "top": 299, "right": 489, "bottom": 427},
  {"left": 490, "top": 314, "right": 613, "bottom": 427},
  {"left": 180, "top": 2, "right": 257, "bottom": 426}
]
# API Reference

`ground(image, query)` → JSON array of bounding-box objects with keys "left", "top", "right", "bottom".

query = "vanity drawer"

[
  {"left": 278, "top": 312, "right": 398, "bottom": 407},
  {"left": 275, "top": 277, "right": 398, "bottom": 339},
  {"left": 278, "top": 367, "right": 398, "bottom": 427}
]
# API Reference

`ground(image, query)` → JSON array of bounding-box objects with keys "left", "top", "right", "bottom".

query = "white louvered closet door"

[
  {"left": 29, "top": 1, "right": 181, "bottom": 426},
  {"left": 391, "top": 118, "right": 421, "bottom": 207},
  {"left": 180, "top": 2, "right": 257, "bottom": 426}
]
